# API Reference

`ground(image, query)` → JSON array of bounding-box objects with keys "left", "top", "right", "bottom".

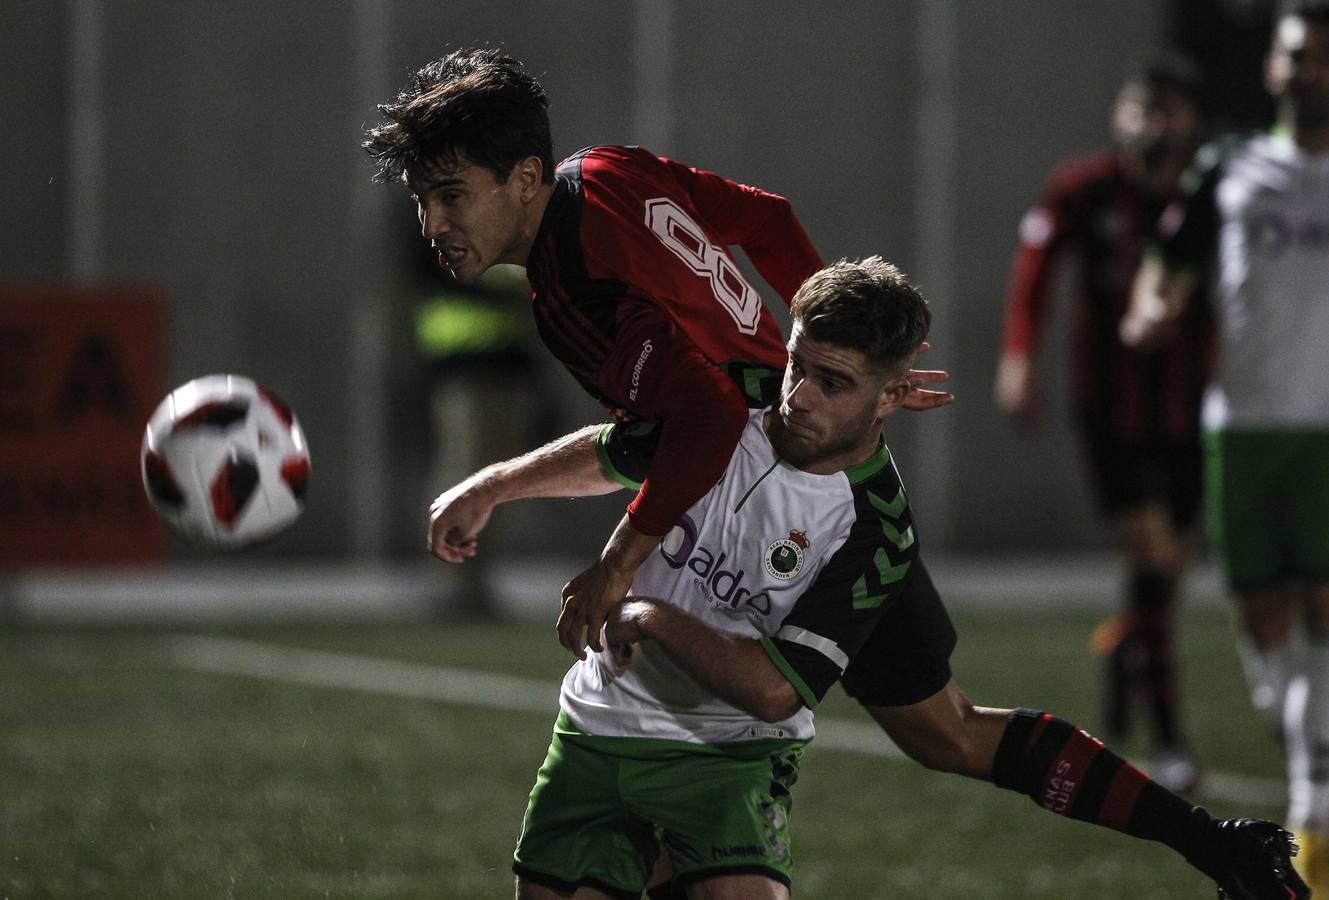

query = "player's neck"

[
  {"left": 1119, "top": 146, "right": 1187, "bottom": 198},
  {"left": 512, "top": 182, "right": 558, "bottom": 266},
  {"left": 1286, "top": 117, "right": 1329, "bottom": 154}
]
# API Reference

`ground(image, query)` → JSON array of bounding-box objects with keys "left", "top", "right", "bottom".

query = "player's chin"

[
  {"left": 445, "top": 252, "right": 486, "bottom": 283},
  {"left": 774, "top": 423, "right": 818, "bottom": 453}
]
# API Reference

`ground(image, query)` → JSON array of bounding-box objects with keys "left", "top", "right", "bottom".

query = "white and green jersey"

[
  {"left": 1159, "top": 133, "right": 1329, "bottom": 429},
  {"left": 559, "top": 408, "right": 919, "bottom": 744}
]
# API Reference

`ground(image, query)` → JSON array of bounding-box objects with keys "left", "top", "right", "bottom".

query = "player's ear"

[
  {"left": 512, "top": 156, "right": 544, "bottom": 201},
  {"left": 877, "top": 377, "right": 911, "bottom": 418}
]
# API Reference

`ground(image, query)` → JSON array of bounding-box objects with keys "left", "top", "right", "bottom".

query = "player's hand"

[
  {"left": 903, "top": 341, "right": 955, "bottom": 411},
  {"left": 557, "top": 558, "right": 636, "bottom": 659},
  {"left": 426, "top": 482, "right": 496, "bottom": 563},
  {"left": 994, "top": 351, "right": 1039, "bottom": 429},
  {"left": 1119, "top": 290, "right": 1178, "bottom": 350}
]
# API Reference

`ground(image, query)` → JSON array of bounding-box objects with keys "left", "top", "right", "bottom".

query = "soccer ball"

[{"left": 140, "top": 374, "right": 311, "bottom": 548}]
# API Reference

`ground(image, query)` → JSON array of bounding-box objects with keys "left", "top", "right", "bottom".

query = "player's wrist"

[
  {"left": 467, "top": 462, "right": 526, "bottom": 506},
  {"left": 453, "top": 477, "right": 500, "bottom": 512},
  {"left": 600, "top": 518, "right": 659, "bottom": 574}
]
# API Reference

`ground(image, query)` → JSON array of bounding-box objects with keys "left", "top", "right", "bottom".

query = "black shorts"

[
  {"left": 1077, "top": 428, "right": 1203, "bottom": 531},
  {"left": 840, "top": 558, "right": 957, "bottom": 707}
]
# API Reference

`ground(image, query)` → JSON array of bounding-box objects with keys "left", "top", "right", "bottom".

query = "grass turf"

[{"left": 0, "top": 604, "right": 1284, "bottom": 898}]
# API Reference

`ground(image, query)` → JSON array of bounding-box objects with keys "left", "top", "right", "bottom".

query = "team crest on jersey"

[{"left": 764, "top": 530, "right": 809, "bottom": 580}]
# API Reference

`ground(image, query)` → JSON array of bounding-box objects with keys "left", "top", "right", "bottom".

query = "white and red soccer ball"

[{"left": 141, "top": 374, "right": 310, "bottom": 548}]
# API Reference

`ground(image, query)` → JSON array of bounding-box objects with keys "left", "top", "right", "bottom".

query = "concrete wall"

[{"left": 7, "top": 0, "right": 1232, "bottom": 562}]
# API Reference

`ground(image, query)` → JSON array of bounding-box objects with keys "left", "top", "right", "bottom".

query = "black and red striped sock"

[{"left": 991, "top": 709, "right": 1209, "bottom": 856}]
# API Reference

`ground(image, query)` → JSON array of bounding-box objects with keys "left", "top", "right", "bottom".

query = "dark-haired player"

[
  {"left": 365, "top": 48, "right": 950, "bottom": 660},
  {"left": 996, "top": 52, "right": 1212, "bottom": 791}
]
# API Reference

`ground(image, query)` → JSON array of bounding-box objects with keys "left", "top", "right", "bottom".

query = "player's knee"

[
  {"left": 1237, "top": 586, "right": 1299, "bottom": 648},
  {"left": 1115, "top": 508, "right": 1186, "bottom": 573},
  {"left": 900, "top": 720, "right": 989, "bottom": 777},
  {"left": 896, "top": 729, "right": 965, "bottom": 774}
]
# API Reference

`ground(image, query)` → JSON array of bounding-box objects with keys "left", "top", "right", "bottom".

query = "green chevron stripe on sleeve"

[
  {"left": 868, "top": 488, "right": 907, "bottom": 519},
  {"left": 852, "top": 547, "right": 912, "bottom": 609},
  {"left": 881, "top": 520, "right": 915, "bottom": 552},
  {"left": 851, "top": 573, "right": 885, "bottom": 610}
]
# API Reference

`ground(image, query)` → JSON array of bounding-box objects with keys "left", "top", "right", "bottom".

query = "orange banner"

[{"left": 0, "top": 283, "right": 167, "bottom": 566}]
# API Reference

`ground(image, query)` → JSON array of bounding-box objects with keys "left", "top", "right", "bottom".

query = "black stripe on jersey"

[
  {"left": 528, "top": 151, "right": 632, "bottom": 391},
  {"left": 528, "top": 224, "right": 611, "bottom": 385}
]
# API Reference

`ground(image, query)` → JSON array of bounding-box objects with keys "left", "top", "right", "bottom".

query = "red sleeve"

[
  {"left": 1000, "top": 167, "right": 1076, "bottom": 357},
  {"left": 595, "top": 306, "right": 749, "bottom": 536},
  {"left": 656, "top": 156, "right": 824, "bottom": 305}
]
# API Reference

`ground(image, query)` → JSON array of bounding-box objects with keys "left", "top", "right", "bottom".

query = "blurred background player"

[
  {"left": 995, "top": 52, "right": 1211, "bottom": 792},
  {"left": 364, "top": 48, "right": 952, "bottom": 654},
  {"left": 1122, "top": 3, "right": 1329, "bottom": 892},
  {"left": 402, "top": 210, "right": 551, "bottom": 613}
]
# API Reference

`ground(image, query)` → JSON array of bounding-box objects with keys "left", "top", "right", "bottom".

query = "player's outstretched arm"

[
  {"left": 427, "top": 425, "right": 622, "bottom": 563},
  {"left": 866, "top": 684, "right": 1309, "bottom": 899}
]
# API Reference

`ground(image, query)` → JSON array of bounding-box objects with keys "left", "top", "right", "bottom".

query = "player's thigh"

[
  {"left": 1205, "top": 429, "right": 1284, "bottom": 590},
  {"left": 631, "top": 742, "right": 803, "bottom": 892},
  {"left": 1109, "top": 504, "right": 1188, "bottom": 573},
  {"left": 1305, "top": 581, "right": 1329, "bottom": 634},
  {"left": 1088, "top": 433, "right": 1200, "bottom": 569},
  {"left": 1161, "top": 436, "right": 1205, "bottom": 534},
  {"left": 1284, "top": 432, "right": 1329, "bottom": 578},
  {"left": 514, "top": 730, "right": 658, "bottom": 898}
]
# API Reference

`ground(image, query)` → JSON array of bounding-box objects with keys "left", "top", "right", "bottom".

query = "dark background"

[{"left": 1, "top": 0, "right": 1281, "bottom": 563}]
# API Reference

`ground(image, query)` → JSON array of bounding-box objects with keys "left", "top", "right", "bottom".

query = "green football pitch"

[{"left": 0, "top": 603, "right": 1285, "bottom": 898}]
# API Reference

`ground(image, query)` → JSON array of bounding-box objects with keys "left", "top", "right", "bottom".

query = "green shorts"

[
  {"left": 1205, "top": 428, "right": 1329, "bottom": 591},
  {"left": 513, "top": 712, "right": 804, "bottom": 898}
]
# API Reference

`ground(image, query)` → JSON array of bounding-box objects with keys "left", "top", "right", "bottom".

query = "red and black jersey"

[
  {"left": 1001, "top": 149, "right": 1213, "bottom": 440},
  {"left": 525, "top": 145, "right": 823, "bottom": 534}
]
